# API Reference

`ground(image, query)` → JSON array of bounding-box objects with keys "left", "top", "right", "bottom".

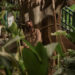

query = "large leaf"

[
  {"left": 22, "top": 42, "right": 48, "bottom": 75},
  {"left": 23, "top": 40, "right": 42, "bottom": 62}
]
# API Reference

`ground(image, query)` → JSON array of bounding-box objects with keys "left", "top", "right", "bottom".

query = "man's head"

[
  {"left": 26, "top": 21, "right": 34, "bottom": 32},
  {"left": 26, "top": 21, "right": 33, "bottom": 27}
]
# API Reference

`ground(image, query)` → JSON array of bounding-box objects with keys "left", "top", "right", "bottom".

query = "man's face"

[
  {"left": 26, "top": 21, "right": 34, "bottom": 32},
  {"left": 27, "top": 21, "right": 33, "bottom": 27}
]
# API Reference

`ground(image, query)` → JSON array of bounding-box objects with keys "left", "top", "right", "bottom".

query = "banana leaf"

[{"left": 22, "top": 42, "right": 48, "bottom": 75}]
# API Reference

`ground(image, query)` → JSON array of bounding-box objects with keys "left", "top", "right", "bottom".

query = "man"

[{"left": 23, "top": 21, "right": 42, "bottom": 48}]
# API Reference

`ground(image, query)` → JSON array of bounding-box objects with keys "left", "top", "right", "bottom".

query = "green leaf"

[
  {"left": 0, "top": 51, "right": 26, "bottom": 75},
  {"left": 68, "top": 32, "right": 75, "bottom": 43},
  {"left": 68, "top": 49, "right": 75, "bottom": 57},
  {"left": 70, "top": 4, "right": 75, "bottom": 11},
  {"left": 8, "top": 22, "right": 18, "bottom": 34},
  {"left": 56, "top": 43, "right": 65, "bottom": 57},
  {"left": 22, "top": 42, "right": 48, "bottom": 75},
  {"left": 51, "top": 30, "right": 67, "bottom": 36},
  {"left": 23, "top": 40, "right": 42, "bottom": 62}
]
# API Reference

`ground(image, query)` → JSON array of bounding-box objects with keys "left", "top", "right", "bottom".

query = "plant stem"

[{"left": 57, "top": 54, "right": 60, "bottom": 68}]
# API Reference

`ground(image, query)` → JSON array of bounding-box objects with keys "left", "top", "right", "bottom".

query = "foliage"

[
  {"left": 0, "top": 10, "right": 6, "bottom": 25},
  {"left": 67, "top": 31, "right": 75, "bottom": 43},
  {"left": 22, "top": 42, "right": 48, "bottom": 75},
  {"left": 69, "top": 4, "right": 75, "bottom": 11},
  {"left": 55, "top": 43, "right": 65, "bottom": 57},
  {"left": 0, "top": 35, "right": 75, "bottom": 75},
  {"left": 51, "top": 30, "right": 75, "bottom": 75},
  {"left": 53, "top": 57, "right": 75, "bottom": 75},
  {"left": 0, "top": 0, "right": 20, "bottom": 26},
  {"left": 67, "top": 49, "right": 75, "bottom": 57},
  {"left": 0, "top": 0, "right": 18, "bottom": 11},
  {"left": 23, "top": 40, "right": 42, "bottom": 62},
  {"left": 0, "top": 51, "right": 26, "bottom": 75},
  {"left": 0, "top": 2, "right": 75, "bottom": 75},
  {"left": 7, "top": 22, "right": 20, "bottom": 38},
  {"left": 51, "top": 30, "right": 67, "bottom": 36},
  {"left": 0, "top": 32, "right": 66, "bottom": 75}
]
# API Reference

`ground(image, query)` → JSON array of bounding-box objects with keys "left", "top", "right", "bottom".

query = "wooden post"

[
  {"left": 51, "top": 0, "right": 57, "bottom": 75},
  {"left": 52, "top": 0, "right": 57, "bottom": 32}
]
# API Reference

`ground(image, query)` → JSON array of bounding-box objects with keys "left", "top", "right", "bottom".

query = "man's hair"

[
  {"left": 26, "top": 20, "right": 32, "bottom": 23},
  {"left": 26, "top": 20, "right": 33, "bottom": 27}
]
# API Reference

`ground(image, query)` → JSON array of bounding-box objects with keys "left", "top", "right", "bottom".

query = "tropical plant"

[
  {"left": 0, "top": 31, "right": 65, "bottom": 75},
  {"left": 67, "top": 31, "right": 75, "bottom": 43},
  {"left": 53, "top": 53, "right": 75, "bottom": 75},
  {"left": 22, "top": 42, "right": 48, "bottom": 75},
  {"left": 0, "top": 33, "right": 75, "bottom": 75}
]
